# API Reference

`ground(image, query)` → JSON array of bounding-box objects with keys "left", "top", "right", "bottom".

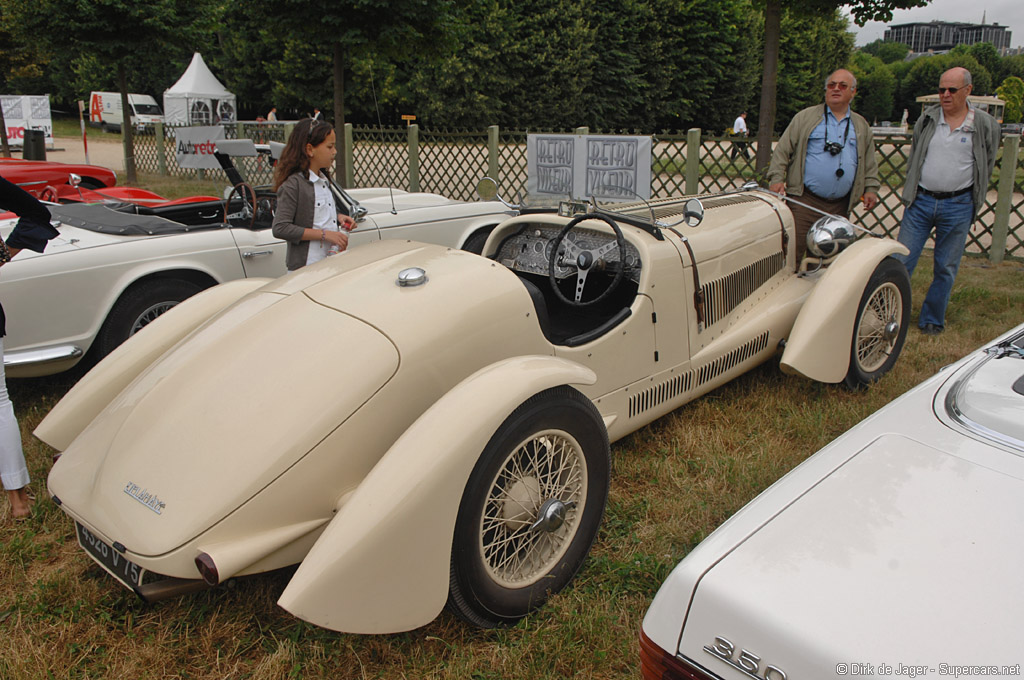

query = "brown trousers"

[{"left": 790, "top": 188, "right": 849, "bottom": 262}]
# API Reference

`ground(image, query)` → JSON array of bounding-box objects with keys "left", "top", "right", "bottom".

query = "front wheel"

[
  {"left": 447, "top": 386, "right": 610, "bottom": 628},
  {"left": 94, "top": 279, "right": 205, "bottom": 360},
  {"left": 845, "top": 257, "right": 910, "bottom": 389}
]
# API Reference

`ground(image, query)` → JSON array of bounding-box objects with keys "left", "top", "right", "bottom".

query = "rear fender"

[
  {"left": 277, "top": 356, "right": 598, "bottom": 633},
  {"left": 781, "top": 238, "right": 908, "bottom": 383},
  {"left": 34, "top": 278, "right": 272, "bottom": 451}
]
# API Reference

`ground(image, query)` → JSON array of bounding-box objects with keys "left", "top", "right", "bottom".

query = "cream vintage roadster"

[{"left": 38, "top": 181, "right": 910, "bottom": 633}]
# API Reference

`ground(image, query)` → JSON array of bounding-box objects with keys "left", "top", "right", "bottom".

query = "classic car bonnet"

[{"left": 673, "top": 432, "right": 1024, "bottom": 676}]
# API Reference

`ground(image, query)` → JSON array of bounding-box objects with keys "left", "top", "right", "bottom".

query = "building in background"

[{"left": 885, "top": 20, "right": 1011, "bottom": 54}]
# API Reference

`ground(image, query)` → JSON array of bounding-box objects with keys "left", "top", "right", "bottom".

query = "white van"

[{"left": 89, "top": 92, "right": 164, "bottom": 132}]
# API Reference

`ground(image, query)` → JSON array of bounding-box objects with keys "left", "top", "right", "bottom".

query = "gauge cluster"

[{"left": 494, "top": 224, "right": 642, "bottom": 281}]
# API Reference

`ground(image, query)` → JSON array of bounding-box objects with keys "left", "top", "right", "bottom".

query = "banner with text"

[
  {"left": 526, "top": 134, "right": 652, "bottom": 203},
  {"left": 174, "top": 125, "right": 225, "bottom": 169},
  {"left": 2, "top": 95, "right": 54, "bottom": 147}
]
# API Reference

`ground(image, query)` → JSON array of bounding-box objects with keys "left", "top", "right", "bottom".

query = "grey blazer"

[{"left": 272, "top": 172, "right": 347, "bottom": 271}]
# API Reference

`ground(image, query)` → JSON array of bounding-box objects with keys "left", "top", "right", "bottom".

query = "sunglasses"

[
  {"left": 826, "top": 82, "right": 851, "bottom": 90},
  {"left": 937, "top": 87, "right": 962, "bottom": 95}
]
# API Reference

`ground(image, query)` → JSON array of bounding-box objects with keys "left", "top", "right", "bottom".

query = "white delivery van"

[{"left": 89, "top": 92, "right": 164, "bottom": 132}]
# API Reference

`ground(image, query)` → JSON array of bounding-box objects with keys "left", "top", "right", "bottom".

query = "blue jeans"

[{"left": 896, "top": 191, "right": 974, "bottom": 329}]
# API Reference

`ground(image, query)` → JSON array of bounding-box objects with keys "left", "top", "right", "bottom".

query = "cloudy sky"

[{"left": 848, "top": 0, "right": 1024, "bottom": 48}]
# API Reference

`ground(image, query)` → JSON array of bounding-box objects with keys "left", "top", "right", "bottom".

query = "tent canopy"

[{"left": 163, "top": 52, "right": 237, "bottom": 125}]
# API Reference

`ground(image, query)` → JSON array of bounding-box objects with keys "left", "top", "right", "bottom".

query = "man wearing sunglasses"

[
  {"left": 897, "top": 67, "right": 1000, "bottom": 335},
  {"left": 767, "top": 69, "right": 879, "bottom": 263}
]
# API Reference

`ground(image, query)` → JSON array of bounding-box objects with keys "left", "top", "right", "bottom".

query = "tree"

[
  {"left": 902, "top": 53, "right": 990, "bottom": 108},
  {"left": 997, "top": 77, "right": 1024, "bottom": 124},
  {"left": 965, "top": 42, "right": 1001, "bottom": 91},
  {"left": 861, "top": 38, "right": 910, "bottom": 64},
  {"left": 5, "top": 0, "right": 216, "bottom": 183},
  {"left": 753, "top": 0, "right": 929, "bottom": 172},
  {"left": 851, "top": 52, "right": 896, "bottom": 123}
]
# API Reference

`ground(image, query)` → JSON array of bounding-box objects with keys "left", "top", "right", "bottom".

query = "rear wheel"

[
  {"left": 94, "top": 279, "right": 205, "bottom": 360},
  {"left": 845, "top": 257, "right": 910, "bottom": 389},
  {"left": 447, "top": 386, "right": 609, "bottom": 628}
]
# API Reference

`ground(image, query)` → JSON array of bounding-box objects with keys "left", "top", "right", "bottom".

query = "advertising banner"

[
  {"left": 527, "top": 134, "right": 652, "bottom": 203},
  {"left": 1, "top": 95, "right": 54, "bottom": 147},
  {"left": 174, "top": 125, "right": 225, "bottom": 169}
]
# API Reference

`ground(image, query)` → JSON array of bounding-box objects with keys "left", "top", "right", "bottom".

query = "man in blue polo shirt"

[
  {"left": 768, "top": 69, "right": 879, "bottom": 264},
  {"left": 897, "top": 67, "right": 1000, "bottom": 335}
]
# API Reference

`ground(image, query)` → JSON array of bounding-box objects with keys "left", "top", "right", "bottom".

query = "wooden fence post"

[
  {"left": 488, "top": 125, "right": 499, "bottom": 180},
  {"left": 408, "top": 124, "right": 420, "bottom": 193},
  {"left": 990, "top": 134, "right": 1020, "bottom": 265},
  {"left": 342, "top": 123, "right": 353, "bottom": 189},
  {"left": 686, "top": 128, "right": 701, "bottom": 195},
  {"left": 155, "top": 122, "right": 167, "bottom": 176}
]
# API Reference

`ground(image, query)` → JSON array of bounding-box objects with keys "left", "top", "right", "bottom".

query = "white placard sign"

[
  {"left": 174, "top": 125, "right": 225, "bottom": 169},
  {"left": 527, "top": 134, "right": 652, "bottom": 203},
  {"left": 1, "top": 94, "right": 54, "bottom": 147}
]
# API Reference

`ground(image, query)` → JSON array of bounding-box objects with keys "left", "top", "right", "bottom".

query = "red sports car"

[{"left": 0, "top": 158, "right": 118, "bottom": 201}]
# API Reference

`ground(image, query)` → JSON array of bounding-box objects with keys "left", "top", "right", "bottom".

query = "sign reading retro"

[
  {"left": 174, "top": 125, "right": 225, "bottom": 169},
  {"left": 527, "top": 133, "right": 652, "bottom": 203},
  {"left": 2, "top": 94, "right": 54, "bottom": 147}
]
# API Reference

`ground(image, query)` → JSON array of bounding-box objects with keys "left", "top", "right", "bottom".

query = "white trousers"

[{"left": 0, "top": 338, "right": 28, "bottom": 491}]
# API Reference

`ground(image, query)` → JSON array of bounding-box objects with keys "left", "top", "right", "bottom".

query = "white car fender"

[
  {"left": 277, "top": 355, "right": 598, "bottom": 634},
  {"left": 34, "top": 278, "right": 273, "bottom": 451},
  {"left": 780, "top": 237, "right": 908, "bottom": 383}
]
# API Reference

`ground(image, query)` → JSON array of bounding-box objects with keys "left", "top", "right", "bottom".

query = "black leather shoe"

[{"left": 920, "top": 323, "right": 943, "bottom": 335}]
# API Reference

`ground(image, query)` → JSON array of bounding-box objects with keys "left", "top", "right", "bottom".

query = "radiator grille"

[
  {"left": 696, "top": 332, "right": 771, "bottom": 387},
  {"left": 701, "top": 251, "right": 785, "bottom": 327}
]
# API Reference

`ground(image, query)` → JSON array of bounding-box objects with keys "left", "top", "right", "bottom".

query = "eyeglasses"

[
  {"left": 826, "top": 82, "right": 850, "bottom": 90},
  {"left": 937, "top": 87, "right": 961, "bottom": 95}
]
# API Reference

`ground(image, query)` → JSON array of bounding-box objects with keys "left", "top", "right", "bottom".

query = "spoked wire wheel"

[
  {"left": 479, "top": 429, "right": 587, "bottom": 588},
  {"left": 855, "top": 280, "right": 903, "bottom": 373}
]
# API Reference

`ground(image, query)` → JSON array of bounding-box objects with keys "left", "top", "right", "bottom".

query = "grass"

[{"left": 1, "top": 258, "right": 1022, "bottom": 679}]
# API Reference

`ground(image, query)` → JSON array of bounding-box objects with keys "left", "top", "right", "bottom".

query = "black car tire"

[
  {"left": 845, "top": 257, "right": 910, "bottom": 389},
  {"left": 94, "top": 279, "right": 205, "bottom": 360},
  {"left": 447, "top": 386, "right": 610, "bottom": 628}
]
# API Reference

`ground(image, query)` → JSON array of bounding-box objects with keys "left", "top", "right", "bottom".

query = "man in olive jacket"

[
  {"left": 897, "top": 67, "right": 1000, "bottom": 335},
  {"left": 767, "top": 69, "right": 879, "bottom": 263}
]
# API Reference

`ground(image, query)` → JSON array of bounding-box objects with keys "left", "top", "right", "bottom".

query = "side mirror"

[
  {"left": 476, "top": 177, "right": 498, "bottom": 201},
  {"left": 69, "top": 173, "right": 82, "bottom": 187},
  {"left": 682, "top": 198, "right": 704, "bottom": 227}
]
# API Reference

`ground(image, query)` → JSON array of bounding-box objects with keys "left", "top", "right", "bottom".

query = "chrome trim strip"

[{"left": 3, "top": 345, "right": 84, "bottom": 367}]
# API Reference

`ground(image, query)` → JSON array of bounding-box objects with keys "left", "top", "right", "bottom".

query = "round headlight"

[{"left": 807, "top": 215, "right": 856, "bottom": 258}]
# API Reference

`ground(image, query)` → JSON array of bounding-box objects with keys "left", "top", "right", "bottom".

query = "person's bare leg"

[{"left": 7, "top": 487, "right": 31, "bottom": 519}]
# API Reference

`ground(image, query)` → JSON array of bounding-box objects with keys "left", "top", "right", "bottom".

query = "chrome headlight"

[{"left": 807, "top": 215, "right": 856, "bottom": 258}]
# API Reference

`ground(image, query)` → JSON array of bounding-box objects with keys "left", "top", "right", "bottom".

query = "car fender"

[
  {"left": 34, "top": 278, "right": 272, "bottom": 451},
  {"left": 277, "top": 355, "right": 598, "bottom": 634},
  {"left": 780, "top": 237, "right": 908, "bottom": 383}
]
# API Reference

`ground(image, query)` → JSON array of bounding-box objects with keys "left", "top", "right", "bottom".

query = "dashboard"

[{"left": 493, "top": 224, "right": 642, "bottom": 282}]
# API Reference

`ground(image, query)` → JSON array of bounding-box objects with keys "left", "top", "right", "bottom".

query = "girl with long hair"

[{"left": 271, "top": 117, "right": 356, "bottom": 271}]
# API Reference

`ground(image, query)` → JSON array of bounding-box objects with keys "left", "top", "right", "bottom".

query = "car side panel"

[
  {"left": 277, "top": 356, "right": 597, "bottom": 634},
  {"left": 780, "top": 238, "right": 908, "bottom": 383}
]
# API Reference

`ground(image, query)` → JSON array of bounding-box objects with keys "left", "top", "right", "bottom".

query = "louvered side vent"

[
  {"left": 696, "top": 332, "right": 771, "bottom": 387},
  {"left": 628, "top": 371, "right": 694, "bottom": 419},
  {"left": 701, "top": 251, "right": 785, "bottom": 327}
]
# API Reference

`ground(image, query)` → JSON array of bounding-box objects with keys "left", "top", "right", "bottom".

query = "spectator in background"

[
  {"left": 0, "top": 177, "right": 59, "bottom": 520},
  {"left": 767, "top": 69, "right": 879, "bottom": 262},
  {"left": 896, "top": 67, "right": 1000, "bottom": 335},
  {"left": 731, "top": 111, "right": 749, "bottom": 160},
  {"left": 267, "top": 107, "right": 278, "bottom": 122}
]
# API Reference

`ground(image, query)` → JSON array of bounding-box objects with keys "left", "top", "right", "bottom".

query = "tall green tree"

[
  {"left": 5, "top": 0, "right": 216, "bottom": 182},
  {"left": 996, "top": 76, "right": 1023, "bottom": 124},
  {"left": 851, "top": 51, "right": 896, "bottom": 123},
  {"left": 860, "top": 38, "right": 910, "bottom": 64},
  {"left": 753, "top": 0, "right": 929, "bottom": 172}
]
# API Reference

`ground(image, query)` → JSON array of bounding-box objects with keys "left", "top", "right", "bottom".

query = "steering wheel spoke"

[{"left": 548, "top": 213, "right": 626, "bottom": 308}]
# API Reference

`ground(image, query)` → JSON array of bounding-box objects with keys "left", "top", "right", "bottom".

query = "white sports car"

[
  {"left": 0, "top": 140, "right": 513, "bottom": 377},
  {"left": 640, "top": 322, "right": 1024, "bottom": 680}
]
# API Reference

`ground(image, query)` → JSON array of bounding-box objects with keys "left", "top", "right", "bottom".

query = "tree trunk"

[
  {"left": 755, "top": 0, "right": 782, "bottom": 175},
  {"left": 0, "top": 105, "right": 10, "bottom": 158},
  {"left": 333, "top": 43, "right": 346, "bottom": 187},
  {"left": 117, "top": 63, "right": 138, "bottom": 184}
]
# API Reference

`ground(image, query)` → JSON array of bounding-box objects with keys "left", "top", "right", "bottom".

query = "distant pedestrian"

[
  {"left": 311, "top": 108, "right": 322, "bottom": 121},
  {"left": 267, "top": 107, "right": 278, "bottom": 122},
  {"left": 731, "top": 112, "right": 750, "bottom": 160},
  {"left": 895, "top": 67, "right": 1000, "bottom": 335},
  {"left": 767, "top": 69, "right": 879, "bottom": 262}
]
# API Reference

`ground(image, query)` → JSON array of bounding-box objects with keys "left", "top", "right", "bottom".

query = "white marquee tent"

[{"left": 163, "top": 52, "right": 237, "bottom": 125}]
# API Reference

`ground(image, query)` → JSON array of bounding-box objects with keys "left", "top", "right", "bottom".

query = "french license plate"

[{"left": 76, "top": 522, "right": 144, "bottom": 589}]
